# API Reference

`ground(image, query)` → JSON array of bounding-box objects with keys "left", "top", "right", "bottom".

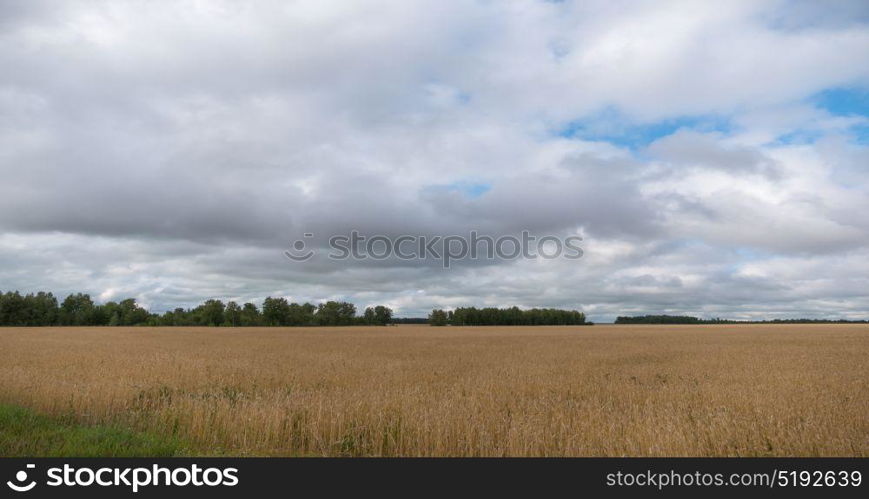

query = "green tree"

[
  {"left": 287, "top": 302, "right": 315, "bottom": 326},
  {"left": 429, "top": 309, "right": 449, "bottom": 326},
  {"left": 60, "top": 293, "right": 95, "bottom": 326},
  {"left": 240, "top": 302, "right": 261, "bottom": 326},
  {"left": 262, "top": 297, "right": 291, "bottom": 326},
  {"left": 224, "top": 301, "right": 241, "bottom": 327},
  {"left": 316, "top": 301, "right": 356, "bottom": 326},
  {"left": 200, "top": 299, "right": 226, "bottom": 327},
  {"left": 26, "top": 292, "right": 59, "bottom": 326},
  {"left": 363, "top": 307, "right": 376, "bottom": 325},
  {"left": 117, "top": 298, "right": 150, "bottom": 326},
  {"left": 373, "top": 305, "right": 392, "bottom": 326},
  {"left": 0, "top": 291, "right": 26, "bottom": 326}
]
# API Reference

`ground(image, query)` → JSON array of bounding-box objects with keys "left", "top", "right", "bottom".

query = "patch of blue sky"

[
  {"left": 808, "top": 86, "right": 869, "bottom": 144},
  {"left": 426, "top": 181, "right": 492, "bottom": 199},
  {"left": 769, "top": 129, "right": 827, "bottom": 146},
  {"left": 558, "top": 106, "right": 733, "bottom": 150},
  {"left": 811, "top": 86, "right": 869, "bottom": 117},
  {"left": 852, "top": 125, "right": 869, "bottom": 144}
]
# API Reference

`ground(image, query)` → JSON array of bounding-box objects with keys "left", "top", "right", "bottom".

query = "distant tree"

[
  {"left": 240, "top": 302, "right": 261, "bottom": 326},
  {"left": 24, "top": 292, "right": 59, "bottom": 326},
  {"left": 224, "top": 301, "right": 241, "bottom": 327},
  {"left": 97, "top": 301, "right": 119, "bottom": 326},
  {"left": 117, "top": 298, "right": 150, "bottom": 326},
  {"left": 60, "top": 293, "right": 95, "bottom": 326},
  {"left": 339, "top": 302, "right": 356, "bottom": 325},
  {"left": 429, "top": 309, "right": 449, "bottom": 326},
  {"left": 315, "top": 301, "right": 356, "bottom": 326},
  {"left": 160, "top": 307, "right": 188, "bottom": 326},
  {"left": 614, "top": 315, "right": 700, "bottom": 324},
  {"left": 89, "top": 304, "right": 109, "bottom": 326},
  {"left": 262, "top": 297, "right": 291, "bottom": 326},
  {"left": 0, "top": 291, "right": 27, "bottom": 326},
  {"left": 363, "top": 307, "right": 376, "bottom": 325},
  {"left": 287, "top": 302, "right": 316, "bottom": 326},
  {"left": 445, "top": 306, "right": 586, "bottom": 326},
  {"left": 373, "top": 305, "right": 392, "bottom": 326},
  {"left": 200, "top": 299, "right": 226, "bottom": 327},
  {"left": 390, "top": 317, "right": 429, "bottom": 324}
]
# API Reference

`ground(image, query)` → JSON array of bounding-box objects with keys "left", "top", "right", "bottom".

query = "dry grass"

[{"left": 0, "top": 324, "right": 866, "bottom": 456}]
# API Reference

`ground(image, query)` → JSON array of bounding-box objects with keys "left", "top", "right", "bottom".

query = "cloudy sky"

[{"left": 1, "top": 0, "right": 868, "bottom": 320}]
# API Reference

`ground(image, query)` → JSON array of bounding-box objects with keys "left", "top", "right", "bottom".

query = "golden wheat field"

[{"left": 0, "top": 324, "right": 867, "bottom": 456}]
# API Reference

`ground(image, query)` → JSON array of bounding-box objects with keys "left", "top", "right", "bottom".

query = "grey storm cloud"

[{"left": 1, "top": 0, "right": 868, "bottom": 320}]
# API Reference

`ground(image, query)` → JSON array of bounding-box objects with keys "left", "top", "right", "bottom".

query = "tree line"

[
  {"left": 615, "top": 315, "right": 706, "bottom": 324},
  {"left": 614, "top": 315, "right": 869, "bottom": 324},
  {"left": 391, "top": 317, "right": 429, "bottom": 325},
  {"left": 0, "top": 291, "right": 393, "bottom": 327},
  {"left": 428, "top": 307, "right": 588, "bottom": 326}
]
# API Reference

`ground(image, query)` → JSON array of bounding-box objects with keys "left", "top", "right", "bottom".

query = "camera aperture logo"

[
  {"left": 7, "top": 464, "right": 36, "bottom": 492},
  {"left": 6, "top": 463, "right": 238, "bottom": 493}
]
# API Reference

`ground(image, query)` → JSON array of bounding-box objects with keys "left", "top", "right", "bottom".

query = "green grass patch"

[{"left": 0, "top": 404, "right": 183, "bottom": 457}]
